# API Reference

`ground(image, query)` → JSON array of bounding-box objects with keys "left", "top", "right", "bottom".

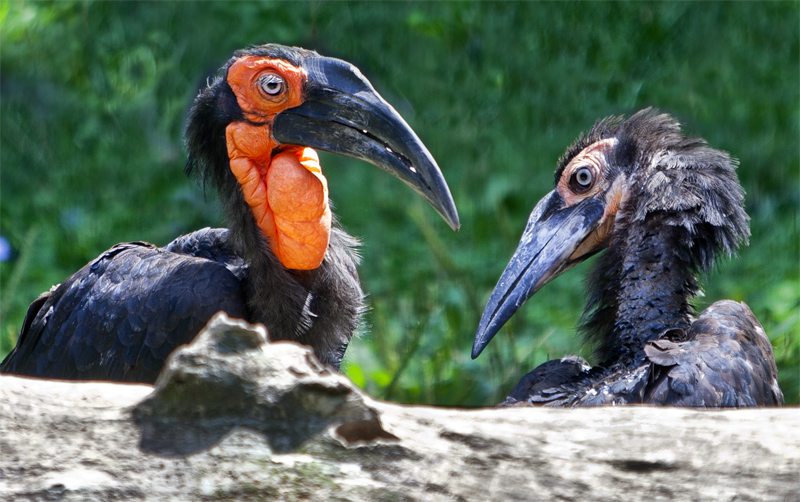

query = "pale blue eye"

[
  {"left": 570, "top": 167, "right": 594, "bottom": 192},
  {"left": 259, "top": 74, "right": 285, "bottom": 95},
  {"left": 576, "top": 168, "right": 593, "bottom": 186}
]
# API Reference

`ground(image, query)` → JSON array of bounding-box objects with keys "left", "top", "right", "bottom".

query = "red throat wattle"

[{"left": 225, "top": 56, "right": 331, "bottom": 270}]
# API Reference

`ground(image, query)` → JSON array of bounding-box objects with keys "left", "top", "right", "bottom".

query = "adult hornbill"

[
  {"left": 472, "top": 109, "right": 783, "bottom": 407},
  {"left": 1, "top": 44, "right": 459, "bottom": 382}
]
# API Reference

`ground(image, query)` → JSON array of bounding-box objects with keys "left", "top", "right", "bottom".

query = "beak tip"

[
  {"left": 448, "top": 215, "right": 461, "bottom": 232},
  {"left": 429, "top": 178, "right": 459, "bottom": 231},
  {"left": 471, "top": 333, "right": 490, "bottom": 360}
]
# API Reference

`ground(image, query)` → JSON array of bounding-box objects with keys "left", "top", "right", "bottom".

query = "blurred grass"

[{"left": 1, "top": 1, "right": 797, "bottom": 405}]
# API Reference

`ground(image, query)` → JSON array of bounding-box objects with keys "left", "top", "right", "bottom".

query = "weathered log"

[{"left": 1, "top": 313, "right": 797, "bottom": 501}]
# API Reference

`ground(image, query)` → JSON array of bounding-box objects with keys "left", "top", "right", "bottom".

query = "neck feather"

[
  {"left": 582, "top": 212, "right": 697, "bottom": 364},
  {"left": 221, "top": 159, "right": 363, "bottom": 368}
]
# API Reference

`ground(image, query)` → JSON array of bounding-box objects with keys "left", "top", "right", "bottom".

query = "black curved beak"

[
  {"left": 471, "top": 191, "right": 605, "bottom": 359},
  {"left": 272, "top": 55, "right": 459, "bottom": 231}
]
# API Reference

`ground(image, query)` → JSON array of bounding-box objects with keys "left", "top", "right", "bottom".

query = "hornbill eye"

[
  {"left": 258, "top": 73, "right": 286, "bottom": 96},
  {"left": 570, "top": 166, "right": 594, "bottom": 193}
]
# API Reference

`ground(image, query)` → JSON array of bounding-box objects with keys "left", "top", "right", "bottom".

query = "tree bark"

[{"left": 1, "top": 313, "right": 797, "bottom": 501}]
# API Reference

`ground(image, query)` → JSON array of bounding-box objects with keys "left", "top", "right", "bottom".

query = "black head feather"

[
  {"left": 230, "top": 44, "right": 317, "bottom": 67},
  {"left": 613, "top": 108, "right": 750, "bottom": 270},
  {"left": 554, "top": 114, "right": 624, "bottom": 185}
]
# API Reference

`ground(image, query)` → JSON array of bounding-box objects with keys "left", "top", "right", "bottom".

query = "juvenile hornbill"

[
  {"left": 1, "top": 44, "right": 459, "bottom": 382},
  {"left": 472, "top": 109, "right": 783, "bottom": 408}
]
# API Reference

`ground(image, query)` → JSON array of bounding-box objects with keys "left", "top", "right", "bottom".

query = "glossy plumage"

[
  {"left": 475, "top": 109, "right": 783, "bottom": 408},
  {"left": 4, "top": 230, "right": 247, "bottom": 381}
]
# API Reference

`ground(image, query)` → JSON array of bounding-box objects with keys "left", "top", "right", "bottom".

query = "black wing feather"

[
  {"left": 1, "top": 229, "right": 248, "bottom": 383},
  {"left": 499, "top": 301, "right": 781, "bottom": 408},
  {"left": 644, "top": 300, "right": 783, "bottom": 407}
]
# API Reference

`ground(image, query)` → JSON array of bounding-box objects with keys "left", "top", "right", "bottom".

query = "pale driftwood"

[{"left": 1, "top": 313, "right": 797, "bottom": 501}]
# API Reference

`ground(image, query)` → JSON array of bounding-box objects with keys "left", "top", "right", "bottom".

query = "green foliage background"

[{"left": 1, "top": 1, "right": 797, "bottom": 405}]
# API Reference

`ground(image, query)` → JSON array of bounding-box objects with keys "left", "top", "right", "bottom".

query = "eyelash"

[{"left": 259, "top": 74, "right": 285, "bottom": 96}]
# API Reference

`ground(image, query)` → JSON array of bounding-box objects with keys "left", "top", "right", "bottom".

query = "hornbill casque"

[
  {"left": 1, "top": 44, "right": 459, "bottom": 382},
  {"left": 472, "top": 109, "right": 783, "bottom": 408}
]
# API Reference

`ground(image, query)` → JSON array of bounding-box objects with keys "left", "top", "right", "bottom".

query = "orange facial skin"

[
  {"left": 225, "top": 57, "right": 331, "bottom": 270},
  {"left": 227, "top": 56, "right": 305, "bottom": 124},
  {"left": 558, "top": 138, "right": 628, "bottom": 262},
  {"left": 556, "top": 138, "right": 618, "bottom": 206}
]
